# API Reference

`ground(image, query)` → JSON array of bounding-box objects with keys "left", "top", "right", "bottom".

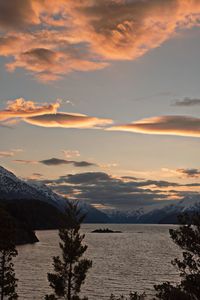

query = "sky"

[{"left": 1, "top": 0, "right": 200, "bottom": 211}]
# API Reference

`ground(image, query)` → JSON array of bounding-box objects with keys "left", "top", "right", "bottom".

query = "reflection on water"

[{"left": 15, "top": 224, "right": 180, "bottom": 299}]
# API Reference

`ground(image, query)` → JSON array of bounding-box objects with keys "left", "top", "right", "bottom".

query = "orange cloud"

[
  {"left": 0, "top": 148, "right": 23, "bottom": 158},
  {"left": 176, "top": 168, "right": 200, "bottom": 178},
  {"left": 63, "top": 150, "right": 80, "bottom": 158},
  {"left": 0, "top": 0, "right": 39, "bottom": 30},
  {"left": 13, "top": 159, "right": 39, "bottom": 164},
  {"left": 24, "top": 112, "right": 113, "bottom": 128},
  {"left": 0, "top": 98, "right": 59, "bottom": 121},
  {"left": 0, "top": 0, "right": 200, "bottom": 81},
  {"left": 0, "top": 98, "right": 113, "bottom": 129},
  {"left": 109, "top": 115, "right": 200, "bottom": 138},
  {"left": 0, "top": 36, "right": 24, "bottom": 56},
  {"left": 84, "top": 0, "right": 200, "bottom": 60},
  {"left": 7, "top": 47, "right": 108, "bottom": 82},
  {"left": 0, "top": 151, "right": 14, "bottom": 158}
]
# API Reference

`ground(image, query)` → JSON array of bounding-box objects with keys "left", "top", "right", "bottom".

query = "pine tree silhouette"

[
  {"left": 0, "top": 207, "right": 18, "bottom": 300},
  {"left": 45, "top": 202, "right": 92, "bottom": 300},
  {"left": 154, "top": 212, "right": 200, "bottom": 300},
  {"left": 109, "top": 212, "right": 200, "bottom": 300},
  {"left": 109, "top": 292, "right": 146, "bottom": 300}
]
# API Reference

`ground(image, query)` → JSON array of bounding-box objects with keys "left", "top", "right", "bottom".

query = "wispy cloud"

[
  {"left": 0, "top": 151, "right": 15, "bottom": 158},
  {"left": 26, "top": 173, "right": 44, "bottom": 180},
  {"left": 0, "top": 148, "right": 23, "bottom": 158},
  {"left": 177, "top": 168, "right": 200, "bottom": 178},
  {"left": 109, "top": 115, "right": 200, "bottom": 138},
  {"left": 13, "top": 159, "right": 38, "bottom": 164},
  {"left": 173, "top": 97, "right": 200, "bottom": 106},
  {"left": 11, "top": 148, "right": 23, "bottom": 153},
  {"left": 32, "top": 173, "right": 43, "bottom": 178},
  {"left": 0, "top": 1, "right": 200, "bottom": 81},
  {"left": 62, "top": 150, "right": 80, "bottom": 159}
]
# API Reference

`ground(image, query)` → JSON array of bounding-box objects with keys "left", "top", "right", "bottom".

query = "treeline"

[
  {"left": 0, "top": 204, "right": 38, "bottom": 246},
  {"left": 0, "top": 203, "right": 200, "bottom": 300},
  {"left": 0, "top": 199, "right": 67, "bottom": 230}
]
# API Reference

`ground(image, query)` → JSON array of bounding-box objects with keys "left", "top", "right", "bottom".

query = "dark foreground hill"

[
  {"left": 0, "top": 205, "right": 39, "bottom": 245},
  {"left": 1, "top": 199, "right": 67, "bottom": 230},
  {"left": 0, "top": 166, "right": 110, "bottom": 244}
]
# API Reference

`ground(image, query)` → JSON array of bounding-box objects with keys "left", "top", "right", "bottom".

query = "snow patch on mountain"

[{"left": 0, "top": 166, "right": 66, "bottom": 211}]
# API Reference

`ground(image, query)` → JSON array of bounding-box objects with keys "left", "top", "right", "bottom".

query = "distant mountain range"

[
  {"left": 0, "top": 166, "right": 200, "bottom": 242},
  {"left": 107, "top": 196, "right": 200, "bottom": 224}
]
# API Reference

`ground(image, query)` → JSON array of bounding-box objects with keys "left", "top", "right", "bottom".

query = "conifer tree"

[
  {"left": 110, "top": 212, "right": 200, "bottom": 300},
  {"left": 154, "top": 212, "right": 200, "bottom": 300},
  {"left": 109, "top": 292, "right": 146, "bottom": 300},
  {"left": 0, "top": 207, "right": 18, "bottom": 300},
  {"left": 45, "top": 202, "right": 92, "bottom": 300}
]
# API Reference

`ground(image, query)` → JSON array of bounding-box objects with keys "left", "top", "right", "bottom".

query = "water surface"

[{"left": 15, "top": 224, "right": 181, "bottom": 299}]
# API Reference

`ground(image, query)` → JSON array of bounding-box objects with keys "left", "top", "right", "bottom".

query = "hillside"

[{"left": 0, "top": 166, "right": 110, "bottom": 232}]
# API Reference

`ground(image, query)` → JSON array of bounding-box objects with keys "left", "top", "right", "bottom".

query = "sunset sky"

[{"left": 1, "top": 0, "right": 200, "bottom": 211}]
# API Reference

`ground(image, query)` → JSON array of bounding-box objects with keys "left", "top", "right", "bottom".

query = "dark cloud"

[
  {"left": 73, "top": 161, "right": 97, "bottom": 167},
  {"left": 32, "top": 173, "right": 43, "bottom": 177},
  {"left": 177, "top": 168, "right": 200, "bottom": 178},
  {"left": 135, "top": 180, "right": 179, "bottom": 188},
  {"left": 40, "top": 158, "right": 72, "bottom": 166},
  {"left": 40, "top": 158, "right": 96, "bottom": 167},
  {"left": 23, "top": 48, "right": 56, "bottom": 64},
  {"left": 37, "top": 171, "right": 194, "bottom": 211},
  {"left": 0, "top": 0, "right": 38, "bottom": 30},
  {"left": 13, "top": 159, "right": 38, "bottom": 164},
  {"left": 59, "top": 172, "right": 112, "bottom": 184},
  {"left": 173, "top": 97, "right": 200, "bottom": 107},
  {"left": 185, "top": 183, "right": 200, "bottom": 187},
  {"left": 121, "top": 176, "right": 142, "bottom": 181},
  {"left": 13, "top": 157, "right": 97, "bottom": 168}
]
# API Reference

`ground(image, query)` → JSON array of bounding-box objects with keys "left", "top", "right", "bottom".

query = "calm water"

[{"left": 15, "top": 224, "right": 181, "bottom": 299}]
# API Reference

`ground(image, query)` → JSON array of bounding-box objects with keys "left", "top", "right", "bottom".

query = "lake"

[{"left": 15, "top": 224, "right": 181, "bottom": 299}]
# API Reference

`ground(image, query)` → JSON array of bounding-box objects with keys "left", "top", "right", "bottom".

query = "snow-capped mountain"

[
  {"left": 0, "top": 166, "right": 66, "bottom": 211},
  {"left": 0, "top": 166, "right": 110, "bottom": 224},
  {"left": 106, "top": 196, "right": 200, "bottom": 224}
]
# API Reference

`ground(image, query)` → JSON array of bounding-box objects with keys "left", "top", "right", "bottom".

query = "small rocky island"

[{"left": 91, "top": 228, "right": 122, "bottom": 233}]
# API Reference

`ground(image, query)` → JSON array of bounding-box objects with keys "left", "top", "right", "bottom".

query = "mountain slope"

[
  {"left": 1, "top": 166, "right": 200, "bottom": 225},
  {"left": 0, "top": 166, "right": 110, "bottom": 227},
  {"left": 107, "top": 196, "right": 200, "bottom": 224},
  {"left": 0, "top": 166, "right": 66, "bottom": 211},
  {"left": 0, "top": 205, "right": 39, "bottom": 245}
]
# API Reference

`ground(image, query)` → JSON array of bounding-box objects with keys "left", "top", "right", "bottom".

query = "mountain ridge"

[
  {"left": 0, "top": 165, "right": 110, "bottom": 227},
  {"left": 1, "top": 166, "right": 200, "bottom": 226}
]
